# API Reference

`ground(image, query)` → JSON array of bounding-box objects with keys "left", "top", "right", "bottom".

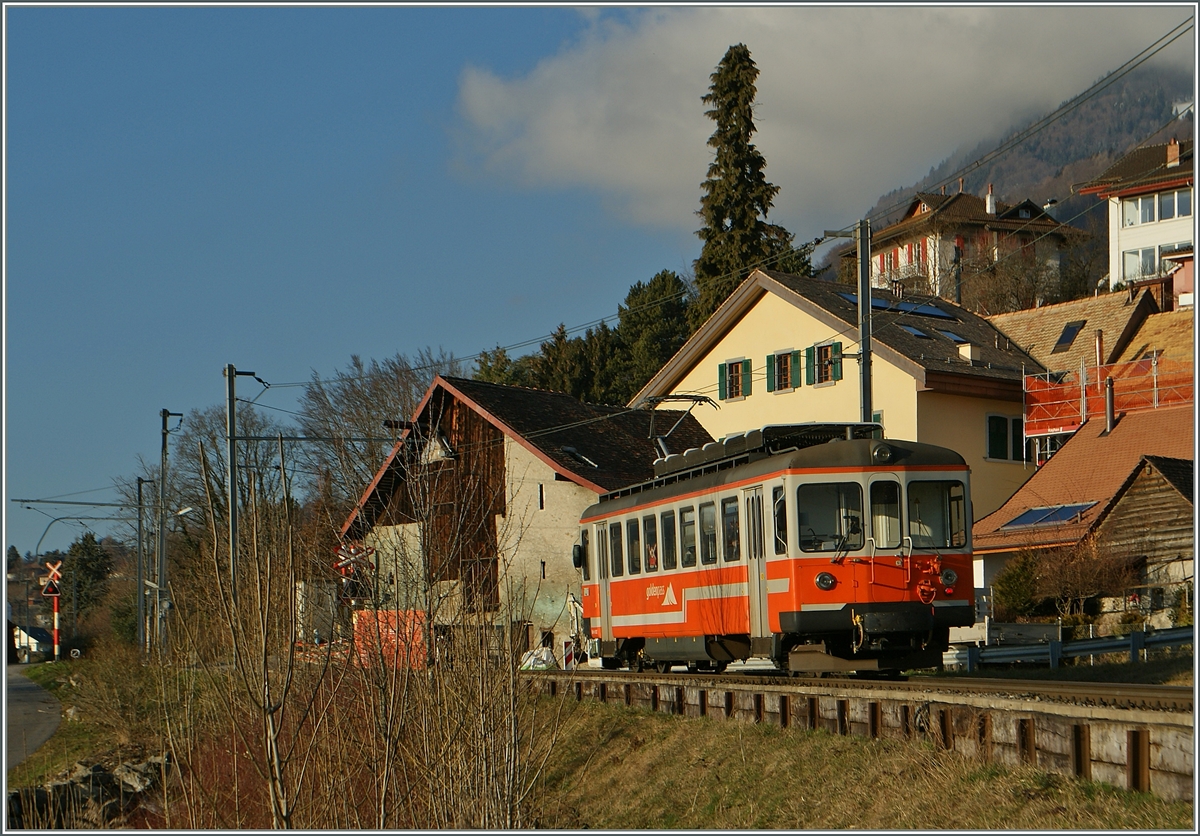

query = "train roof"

[{"left": 582, "top": 424, "right": 966, "bottom": 520}]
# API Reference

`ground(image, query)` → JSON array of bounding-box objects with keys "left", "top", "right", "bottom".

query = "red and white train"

[{"left": 572, "top": 423, "right": 975, "bottom": 675}]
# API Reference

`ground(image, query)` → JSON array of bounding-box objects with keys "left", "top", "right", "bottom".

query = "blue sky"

[{"left": 4, "top": 5, "right": 1194, "bottom": 556}]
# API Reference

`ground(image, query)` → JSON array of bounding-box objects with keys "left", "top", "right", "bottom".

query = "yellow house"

[{"left": 632, "top": 269, "right": 1048, "bottom": 518}]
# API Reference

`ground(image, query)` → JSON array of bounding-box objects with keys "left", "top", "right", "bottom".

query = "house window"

[
  {"left": 1051, "top": 319, "right": 1086, "bottom": 354},
  {"left": 987, "top": 414, "right": 1025, "bottom": 462},
  {"left": 766, "top": 350, "right": 801, "bottom": 392},
  {"left": 1019, "top": 208, "right": 1031, "bottom": 219},
  {"left": 1157, "top": 188, "right": 1193, "bottom": 221},
  {"left": 805, "top": 342, "right": 843, "bottom": 386},
  {"left": 718, "top": 358, "right": 751, "bottom": 400},
  {"left": 1122, "top": 247, "right": 1157, "bottom": 280}
]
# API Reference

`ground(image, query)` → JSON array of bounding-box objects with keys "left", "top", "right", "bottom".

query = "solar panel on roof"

[
  {"left": 1001, "top": 501, "right": 1097, "bottom": 529},
  {"left": 899, "top": 324, "right": 930, "bottom": 337},
  {"left": 838, "top": 292, "right": 955, "bottom": 319},
  {"left": 938, "top": 329, "right": 968, "bottom": 343}
]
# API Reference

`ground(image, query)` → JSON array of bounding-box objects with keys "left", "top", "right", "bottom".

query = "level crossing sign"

[
  {"left": 45, "top": 560, "right": 63, "bottom": 581},
  {"left": 41, "top": 579, "right": 61, "bottom": 598}
]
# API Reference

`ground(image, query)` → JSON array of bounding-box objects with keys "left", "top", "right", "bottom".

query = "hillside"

[{"left": 866, "top": 65, "right": 1194, "bottom": 233}]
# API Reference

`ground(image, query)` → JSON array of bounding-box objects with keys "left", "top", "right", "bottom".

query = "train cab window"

[
  {"left": 772, "top": 486, "right": 787, "bottom": 554},
  {"left": 609, "top": 522, "right": 624, "bottom": 577},
  {"left": 626, "top": 519, "right": 641, "bottom": 574},
  {"left": 661, "top": 510, "right": 678, "bottom": 570},
  {"left": 643, "top": 515, "right": 659, "bottom": 572},
  {"left": 797, "top": 483, "right": 864, "bottom": 552},
  {"left": 580, "top": 529, "right": 590, "bottom": 581},
  {"left": 907, "top": 480, "right": 967, "bottom": 548},
  {"left": 680, "top": 506, "right": 697, "bottom": 568},
  {"left": 870, "top": 481, "right": 902, "bottom": 549},
  {"left": 699, "top": 502, "right": 718, "bottom": 564},
  {"left": 721, "top": 497, "right": 741, "bottom": 561}
]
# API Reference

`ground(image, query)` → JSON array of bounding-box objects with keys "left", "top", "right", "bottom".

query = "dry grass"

[{"left": 533, "top": 700, "right": 1194, "bottom": 830}]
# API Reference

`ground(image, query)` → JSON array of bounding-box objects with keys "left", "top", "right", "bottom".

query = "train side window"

[
  {"left": 580, "top": 528, "right": 590, "bottom": 581},
  {"left": 679, "top": 506, "right": 697, "bottom": 568},
  {"left": 796, "top": 482, "right": 864, "bottom": 552},
  {"left": 699, "top": 502, "right": 718, "bottom": 564},
  {"left": 597, "top": 525, "right": 609, "bottom": 580},
  {"left": 609, "top": 522, "right": 624, "bottom": 577},
  {"left": 870, "top": 481, "right": 902, "bottom": 549},
  {"left": 626, "top": 519, "right": 641, "bottom": 574},
  {"left": 643, "top": 515, "right": 659, "bottom": 572},
  {"left": 721, "top": 496, "right": 741, "bottom": 561},
  {"left": 907, "top": 480, "right": 967, "bottom": 548},
  {"left": 661, "top": 510, "right": 678, "bottom": 570},
  {"left": 772, "top": 486, "right": 787, "bottom": 554}
]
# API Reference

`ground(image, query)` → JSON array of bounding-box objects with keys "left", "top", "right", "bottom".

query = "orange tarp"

[{"left": 353, "top": 609, "right": 428, "bottom": 669}]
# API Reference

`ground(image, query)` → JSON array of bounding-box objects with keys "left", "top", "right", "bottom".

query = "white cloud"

[{"left": 454, "top": 6, "right": 1194, "bottom": 240}]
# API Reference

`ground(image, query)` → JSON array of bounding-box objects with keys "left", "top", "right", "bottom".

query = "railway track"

[{"left": 560, "top": 667, "right": 1194, "bottom": 713}]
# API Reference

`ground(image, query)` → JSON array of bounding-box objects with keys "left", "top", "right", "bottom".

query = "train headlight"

[
  {"left": 872, "top": 444, "right": 892, "bottom": 464},
  {"left": 940, "top": 568, "right": 958, "bottom": 587},
  {"left": 815, "top": 572, "right": 837, "bottom": 591}
]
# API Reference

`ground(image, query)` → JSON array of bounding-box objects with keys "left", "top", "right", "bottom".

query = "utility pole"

[
  {"left": 824, "top": 218, "right": 874, "bottom": 423},
  {"left": 136, "top": 477, "right": 153, "bottom": 653},
  {"left": 158, "top": 409, "right": 182, "bottom": 656},
  {"left": 225, "top": 365, "right": 256, "bottom": 608}
]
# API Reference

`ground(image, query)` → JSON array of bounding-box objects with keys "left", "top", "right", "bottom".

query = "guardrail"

[{"left": 945, "top": 626, "right": 1194, "bottom": 671}]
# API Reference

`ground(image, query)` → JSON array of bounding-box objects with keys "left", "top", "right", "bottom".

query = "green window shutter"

[
  {"left": 805, "top": 346, "right": 815, "bottom": 385},
  {"left": 791, "top": 350, "right": 802, "bottom": 388},
  {"left": 831, "top": 342, "right": 843, "bottom": 381},
  {"left": 741, "top": 359, "right": 752, "bottom": 396},
  {"left": 718, "top": 363, "right": 727, "bottom": 400},
  {"left": 765, "top": 355, "right": 775, "bottom": 392}
]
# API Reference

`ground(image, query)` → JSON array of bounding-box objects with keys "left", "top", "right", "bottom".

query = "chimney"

[
  {"left": 1095, "top": 329, "right": 1105, "bottom": 367},
  {"left": 985, "top": 183, "right": 996, "bottom": 215},
  {"left": 1105, "top": 377, "right": 1115, "bottom": 433},
  {"left": 1167, "top": 138, "right": 1180, "bottom": 168},
  {"left": 958, "top": 177, "right": 964, "bottom": 194},
  {"left": 958, "top": 342, "right": 981, "bottom": 363},
  {"left": 941, "top": 184, "right": 946, "bottom": 195}
]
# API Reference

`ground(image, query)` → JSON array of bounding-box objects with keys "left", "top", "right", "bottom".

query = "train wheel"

[
  {"left": 600, "top": 657, "right": 620, "bottom": 670},
  {"left": 655, "top": 660, "right": 672, "bottom": 674}
]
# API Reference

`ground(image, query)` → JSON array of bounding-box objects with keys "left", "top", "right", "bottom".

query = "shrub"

[{"left": 991, "top": 551, "right": 1042, "bottom": 621}]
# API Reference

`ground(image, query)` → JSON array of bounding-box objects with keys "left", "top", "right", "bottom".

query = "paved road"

[{"left": 6, "top": 665, "right": 61, "bottom": 770}]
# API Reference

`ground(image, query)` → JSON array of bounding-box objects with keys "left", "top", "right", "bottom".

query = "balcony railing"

[{"left": 1024, "top": 356, "right": 1193, "bottom": 437}]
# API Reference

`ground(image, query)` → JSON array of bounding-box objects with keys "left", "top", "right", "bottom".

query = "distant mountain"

[{"left": 864, "top": 64, "right": 1194, "bottom": 232}]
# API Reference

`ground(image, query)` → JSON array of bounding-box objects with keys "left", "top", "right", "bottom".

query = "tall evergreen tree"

[
  {"left": 690, "top": 44, "right": 810, "bottom": 330},
  {"left": 613, "top": 270, "right": 691, "bottom": 402}
]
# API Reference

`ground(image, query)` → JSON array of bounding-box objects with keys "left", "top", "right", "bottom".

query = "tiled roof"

[
  {"left": 973, "top": 405, "right": 1194, "bottom": 553},
  {"left": 437, "top": 376, "right": 714, "bottom": 490},
  {"left": 759, "top": 270, "right": 1044, "bottom": 385},
  {"left": 871, "top": 192, "right": 1070, "bottom": 248},
  {"left": 1077, "top": 140, "right": 1194, "bottom": 198},
  {"left": 343, "top": 377, "right": 715, "bottom": 537},
  {"left": 1145, "top": 455, "right": 1194, "bottom": 504},
  {"left": 1112, "top": 309, "right": 1195, "bottom": 365},
  {"left": 987, "top": 289, "right": 1158, "bottom": 372}
]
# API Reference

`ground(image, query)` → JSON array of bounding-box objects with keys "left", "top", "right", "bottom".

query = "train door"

[
  {"left": 866, "top": 476, "right": 907, "bottom": 601},
  {"left": 595, "top": 523, "right": 613, "bottom": 639},
  {"left": 742, "top": 487, "right": 769, "bottom": 638}
]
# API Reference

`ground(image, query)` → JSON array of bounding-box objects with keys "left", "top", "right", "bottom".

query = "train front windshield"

[{"left": 906, "top": 480, "right": 967, "bottom": 548}]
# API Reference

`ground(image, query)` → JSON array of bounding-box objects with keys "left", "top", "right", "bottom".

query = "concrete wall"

[{"left": 498, "top": 439, "right": 597, "bottom": 646}]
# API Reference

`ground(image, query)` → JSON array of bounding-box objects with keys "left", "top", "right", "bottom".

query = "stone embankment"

[{"left": 6, "top": 753, "right": 170, "bottom": 829}]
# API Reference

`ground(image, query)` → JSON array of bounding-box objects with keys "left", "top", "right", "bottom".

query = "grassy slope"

[
  {"left": 10, "top": 654, "right": 1194, "bottom": 829},
  {"left": 533, "top": 699, "right": 1193, "bottom": 830}
]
